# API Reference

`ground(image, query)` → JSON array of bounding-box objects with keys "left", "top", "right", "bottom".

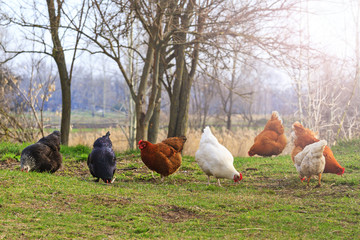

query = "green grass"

[
  {"left": 0, "top": 139, "right": 359, "bottom": 239},
  {"left": 0, "top": 142, "right": 31, "bottom": 155},
  {"left": 61, "top": 145, "right": 93, "bottom": 162}
]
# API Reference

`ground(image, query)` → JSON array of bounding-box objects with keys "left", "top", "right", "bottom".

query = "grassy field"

[{"left": 0, "top": 139, "right": 359, "bottom": 239}]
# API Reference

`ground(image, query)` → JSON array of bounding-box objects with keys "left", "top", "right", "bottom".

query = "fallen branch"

[
  {"left": 245, "top": 168, "right": 258, "bottom": 171},
  {"left": 119, "top": 167, "right": 138, "bottom": 171}
]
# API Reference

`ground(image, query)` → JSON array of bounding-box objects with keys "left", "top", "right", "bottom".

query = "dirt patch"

[
  {"left": 158, "top": 204, "right": 200, "bottom": 223},
  {"left": 0, "top": 157, "right": 91, "bottom": 178},
  {"left": 249, "top": 174, "right": 359, "bottom": 199},
  {"left": 0, "top": 151, "right": 190, "bottom": 185},
  {"left": 0, "top": 158, "right": 19, "bottom": 171},
  {"left": 90, "top": 194, "right": 131, "bottom": 207},
  {"left": 0, "top": 156, "right": 151, "bottom": 183},
  {"left": 55, "top": 160, "right": 89, "bottom": 178}
]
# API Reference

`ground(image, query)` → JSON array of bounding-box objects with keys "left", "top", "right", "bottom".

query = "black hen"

[
  {"left": 20, "top": 131, "right": 62, "bottom": 173},
  {"left": 87, "top": 131, "right": 116, "bottom": 183}
]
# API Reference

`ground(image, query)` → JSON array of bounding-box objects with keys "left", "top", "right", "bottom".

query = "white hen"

[
  {"left": 195, "top": 126, "right": 242, "bottom": 186},
  {"left": 294, "top": 140, "right": 327, "bottom": 187}
]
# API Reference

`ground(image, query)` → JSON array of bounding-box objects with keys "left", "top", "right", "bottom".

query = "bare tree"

[
  {"left": 2, "top": 0, "right": 304, "bottom": 146},
  {"left": 166, "top": 0, "right": 300, "bottom": 136},
  {"left": 0, "top": 61, "right": 55, "bottom": 142},
  {"left": 0, "top": 68, "right": 33, "bottom": 141},
  {"left": 126, "top": 14, "right": 137, "bottom": 149},
  {"left": 70, "top": 0, "right": 170, "bottom": 142},
  {"left": 190, "top": 72, "right": 215, "bottom": 130},
  {"left": 11, "top": 58, "right": 56, "bottom": 137},
  {"left": 46, "top": 0, "right": 71, "bottom": 145},
  {"left": 335, "top": 0, "right": 360, "bottom": 141},
  {"left": 215, "top": 50, "right": 255, "bottom": 131},
  {"left": 0, "top": 0, "right": 88, "bottom": 145},
  {"left": 286, "top": 0, "right": 360, "bottom": 144}
]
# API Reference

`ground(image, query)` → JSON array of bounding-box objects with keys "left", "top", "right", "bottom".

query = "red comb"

[
  {"left": 338, "top": 168, "right": 345, "bottom": 175},
  {"left": 138, "top": 140, "right": 143, "bottom": 145}
]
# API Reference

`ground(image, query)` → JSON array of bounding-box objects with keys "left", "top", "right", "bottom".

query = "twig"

[
  {"left": 245, "top": 168, "right": 258, "bottom": 171},
  {"left": 119, "top": 167, "right": 137, "bottom": 171}
]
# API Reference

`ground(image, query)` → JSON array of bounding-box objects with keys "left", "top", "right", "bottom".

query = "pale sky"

[
  {"left": 2, "top": 0, "right": 359, "bottom": 82},
  {"left": 305, "top": 0, "right": 359, "bottom": 59}
]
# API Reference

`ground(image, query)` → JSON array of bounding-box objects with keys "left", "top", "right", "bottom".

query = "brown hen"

[
  {"left": 291, "top": 122, "right": 345, "bottom": 175},
  {"left": 248, "top": 111, "right": 287, "bottom": 157},
  {"left": 138, "top": 136, "right": 187, "bottom": 181}
]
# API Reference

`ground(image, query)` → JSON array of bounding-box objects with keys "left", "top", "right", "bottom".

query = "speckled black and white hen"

[
  {"left": 87, "top": 131, "right": 116, "bottom": 183},
  {"left": 20, "top": 131, "right": 62, "bottom": 173}
]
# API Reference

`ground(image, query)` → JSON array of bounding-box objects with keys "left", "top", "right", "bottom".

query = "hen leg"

[
  {"left": 316, "top": 173, "right": 322, "bottom": 188},
  {"left": 151, "top": 171, "right": 157, "bottom": 180},
  {"left": 161, "top": 175, "right": 165, "bottom": 183},
  {"left": 217, "top": 178, "right": 222, "bottom": 187},
  {"left": 207, "top": 176, "right": 211, "bottom": 185},
  {"left": 307, "top": 177, "right": 311, "bottom": 187}
]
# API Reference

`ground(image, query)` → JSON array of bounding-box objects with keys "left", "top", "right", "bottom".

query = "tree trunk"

[
  {"left": 175, "top": 69, "right": 192, "bottom": 136},
  {"left": 168, "top": 44, "right": 185, "bottom": 137},
  {"left": 148, "top": 43, "right": 166, "bottom": 143},
  {"left": 135, "top": 42, "right": 161, "bottom": 142},
  {"left": 226, "top": 111, "right": 232, "bottom": 130},
  {"left": 59, "top": 78, "right": 71, "bottom": 146},
  {"left": 90, "top": 71, "right": 95, "bottom": 117},
  {"left": 134, "top": 37, "right": 155, "bottom": 142},
  {"left": 134, "top": 1, "right": 165, "bottom": 142},
  {"left": 148, "top": 84, "right": 161, "bottom": 143},
  {"left": 46, "top": 0, "right": 71, "bottom": 145},
  {"left": 102, "top": 74, "right": 106, "bottom": 117},
  {"left": 128, "top": 98, "right": 136, "bottom": 149},
  {"left": 226, "top": 51, "right": 236, "bottom": 131},
  {"left": 128, "top": 33, "right": 136, "bottom": 149},
  {"left": 168, "top": 2, "right": 202, "bottom": 137}
]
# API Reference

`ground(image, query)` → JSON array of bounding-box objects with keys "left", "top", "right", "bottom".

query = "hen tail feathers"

[
  {"left": 201, "top": 126, "right": 219, "bottom": 145},
  {"left": 271, "top": 111, "right": 282, "bottom": 124}
]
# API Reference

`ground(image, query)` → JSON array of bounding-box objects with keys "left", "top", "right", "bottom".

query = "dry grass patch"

[
  {"left": 68, "top": 127, "right": 294, "bottom": 157},
  {"left": 89, "top": 194, "right": 131, "bottom": 207},
  {"left": 0, "top": 158, "right": 18, "bottom": 171},
  {"left": 158, "top": 204, "right": 200, "bottom": 223}
]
